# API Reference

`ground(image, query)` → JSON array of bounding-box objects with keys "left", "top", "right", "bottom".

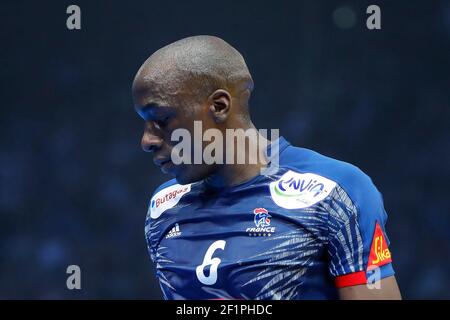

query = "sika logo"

[
  {"left": 368, "top": 222, "right": 392, "bottom": 267},
  {"left": 270, "top": 171, "right": 336, "bottom": 209},
  {"left": 246, "top": 208, "right": 275, "bottom": 237}
]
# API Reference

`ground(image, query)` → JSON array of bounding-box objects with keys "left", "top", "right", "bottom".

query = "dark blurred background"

[{"left": 0, "top": 0, "right": 449, "bottom": 299}]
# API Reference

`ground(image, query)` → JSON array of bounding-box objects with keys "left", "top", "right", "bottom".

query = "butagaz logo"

[
  {"left": 269, "top": 171, "right": 336, "bottom": 209},
  {"left": 149, "top": 184, "right": 191, "bottom": 219},
  {"left": 246, "top": 208, "right": 275, "bottom": 237},
  {"left": 166, "top": 223, "right": 182, "bottom": 239},
  {"left": 152, "top": 186, "right": 189, "bottom": 209},
  {"left": 368, "top": 222, "right": 392, "bottom": 268}
]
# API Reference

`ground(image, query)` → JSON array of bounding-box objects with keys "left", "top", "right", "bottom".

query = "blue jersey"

[{"left": 145, "top": 137, "right": 395, "bottom": 300}]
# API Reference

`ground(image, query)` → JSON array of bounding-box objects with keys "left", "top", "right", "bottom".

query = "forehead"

[
  {"left": 132, "top": 67, "right": 192, "bottom": 108},
  {"left": 133, "top": 77, "right": 183, "bottom": 122},
  {"left": 133, "top": 76, "right": 169, "bottom": 107}
]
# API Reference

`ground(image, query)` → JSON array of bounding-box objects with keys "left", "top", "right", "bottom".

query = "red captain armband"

[
  {"left": 335, "top": 221, "right": 393, "bottom": 288},
  {"left": 335, "top": 271, "right": 367, "bottom": 288}
]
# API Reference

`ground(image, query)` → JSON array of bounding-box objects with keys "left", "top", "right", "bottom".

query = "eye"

[{"left": 155, "top": 116, "right": 170, "bottom": 128}]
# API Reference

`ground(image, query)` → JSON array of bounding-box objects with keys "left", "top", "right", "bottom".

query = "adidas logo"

[{"left": 165, "top": 223, "right": 181, "bottom": 239}]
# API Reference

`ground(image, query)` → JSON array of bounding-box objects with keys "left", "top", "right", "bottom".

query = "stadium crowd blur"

[{"left": 1, "top": 0, "right": 449, "bottom": 299}]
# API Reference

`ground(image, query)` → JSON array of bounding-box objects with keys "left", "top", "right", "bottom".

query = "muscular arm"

[{"left": 338, "top": 275, "right": 402, "bottom": 300}]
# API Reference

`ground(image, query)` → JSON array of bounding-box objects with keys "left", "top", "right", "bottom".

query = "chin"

[
  {"left": 174, "top": 170, "right": 207, "bottom": 185},
  {"left": 175, "top": 174, "right": 199, "bottom": 185}
]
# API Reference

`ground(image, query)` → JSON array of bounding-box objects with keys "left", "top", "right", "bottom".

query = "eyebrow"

[{"left": 135, "top": 103, "right": 171, "bottom": 121}]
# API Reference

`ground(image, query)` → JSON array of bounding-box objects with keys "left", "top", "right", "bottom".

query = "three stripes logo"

[{"left": 165, "top": 223, "right": 181, "bottom": 239}]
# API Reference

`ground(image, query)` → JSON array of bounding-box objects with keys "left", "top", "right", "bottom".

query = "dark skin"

[
  {"left": 132, "top": 43, "right": 401, "bottom": 300},
  {"left": 132, "top": 64, "right": 268, "bottom": 187},
  {"left": 340, "top": 277, "right": 401, "bottom": 299}
]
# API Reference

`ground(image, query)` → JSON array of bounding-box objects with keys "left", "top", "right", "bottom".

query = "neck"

[{"left": 204, "top": 123, "right": 270, "bottom": 188}]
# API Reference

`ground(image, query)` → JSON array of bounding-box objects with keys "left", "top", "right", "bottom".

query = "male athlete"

[{"left": 132, "top": 35, "right": 401, "bottom": 300}]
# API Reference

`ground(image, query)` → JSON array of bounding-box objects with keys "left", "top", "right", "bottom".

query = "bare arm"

[{"left": 338, "top": 275, "right": 401, "bottom": 300}]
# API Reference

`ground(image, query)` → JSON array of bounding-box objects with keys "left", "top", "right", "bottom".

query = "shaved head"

[
  {"left": 133, "top": 35, "right": 254, "bottom": 107},
  {"left": 132, "top": 35, "right": 258, "bottom": 184}
]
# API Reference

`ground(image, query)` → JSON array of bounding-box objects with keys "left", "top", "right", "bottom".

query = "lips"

[
  {"left": 153, "top": 158, "right": 172, "bottom": 167},
  {"left": 153, "top": 157, "right": 176, "bottom": 174}
]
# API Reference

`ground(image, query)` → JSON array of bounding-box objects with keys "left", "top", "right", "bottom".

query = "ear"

[{"left": 208, "top": 89, "right": 232, "bottom": 123}]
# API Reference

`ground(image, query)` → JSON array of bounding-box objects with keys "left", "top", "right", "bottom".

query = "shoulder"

[
  {"left": 275, "top": 143, "right": 383, "bottom": 212},
  {"left": 152, "top": 178, "right": 179, "bottom": 195},
  {"left": 148, "top": 179, "right": 192, "bottom": 219}
]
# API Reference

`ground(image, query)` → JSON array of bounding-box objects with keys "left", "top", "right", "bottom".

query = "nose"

[{"left": 141, "top": 124, "right": 163, "bottom": 153}]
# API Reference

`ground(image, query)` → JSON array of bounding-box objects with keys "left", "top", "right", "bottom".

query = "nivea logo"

[
  {"left": 270, "top": 171, "right": 336, "bottom": 209},
  {"left": 276, "top": 177, "right": 325, "bottom": 197}
]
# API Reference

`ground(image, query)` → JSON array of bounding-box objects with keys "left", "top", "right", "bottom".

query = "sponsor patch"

[
  {"left": 269, "top": 170, "right": 336, "bottom": 209},
  {"left": 368, "top": 221, "right": 392, "bottom": 268},
  {"left": 149, "top": 184, "right": 191, "bottom": 219}
]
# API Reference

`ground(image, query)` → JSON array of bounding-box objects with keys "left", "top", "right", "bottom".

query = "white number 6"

[{"left": 196, "top": 240, "right": 226, "bottom": 285}]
